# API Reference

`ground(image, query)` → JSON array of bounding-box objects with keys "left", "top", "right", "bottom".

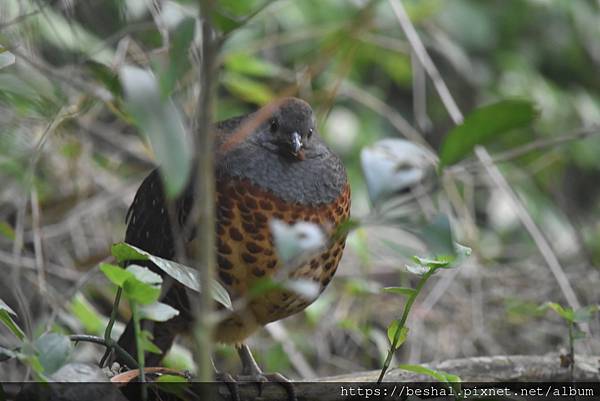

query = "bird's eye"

[
  {"left": 308, "top": 128, "right": 313, "bottom": 139},
  {"left": 270, "top": 119, "right": 279, "bottom": 133}
]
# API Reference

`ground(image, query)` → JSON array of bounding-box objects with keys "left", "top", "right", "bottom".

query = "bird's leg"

[
  {"left": 237, "top": 344, "right": 262, "bottom": 376},
  {"left": 236, "top": 344, "right": 297, "bottom": 401}
]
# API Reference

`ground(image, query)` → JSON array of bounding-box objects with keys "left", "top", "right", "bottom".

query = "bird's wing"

[{"left": 125, "top": 168, "right": 180, "bottom": 260}]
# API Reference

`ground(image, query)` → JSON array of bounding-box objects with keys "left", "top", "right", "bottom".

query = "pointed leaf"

[
  {"left": 159, "top": 17, "right": 195, "bottom": 96},
  {"left": 111, "top": 242, "right": 149, "bottom": 263},
  {"left": 542, "top": 302, "right": 575, "bottom": 322},
  {"left": 0, "top": 310, "right": 25, "bottom": 341},
  {"left": 387, "top": 321, "right": 409, "bottom": 346},
  {"left": 123, "top": 278, "right": 161, "bottom": 305},
  {"left": 0, "top": 298, "right": 16, "bottom": 316},
  {"left": 440, "top": 99, "right": 538, "bottom": 167},
  {"left": 100, "top": 263, "right": 134, "bottom": 287},
  {"left": 141, "top": 330, "right": 162, "bottom": 354},
  {"left": 140, "top": 302, "right": 180, "bottom": 322},
  {"left": 119, "top": 65, "right": 192, "bottom": 197},
  {"left": 405, "top": 264, "right": 430, "bottom": 276},
  {"left": 126, "top": 265, "right": 162, "bottom": 285},
  {"left": 383, "top": 287, "right": 416, "bottom": 297},
  {"left": 114, "top": 243, "right": 232, "bottom": 309}
]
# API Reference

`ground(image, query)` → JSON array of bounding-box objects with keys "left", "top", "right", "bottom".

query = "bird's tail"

[{"left": 115, "top": 285, "right": 192, "bottom": 368}]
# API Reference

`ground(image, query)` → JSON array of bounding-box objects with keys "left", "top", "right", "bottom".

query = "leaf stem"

[
  {"left": 568, "top": 321, "right": 574, "bottom": 381},
  {"left": 69, "top": 334, "right": 139, "bottom": 369},
  {"left": 131, "top": 301, "right": 147, "bottom": 400},
  {"left": 377, "top": 267, "right": 437, "bottom": 383},
  {"left": 99, "top": 287, "right": 122, "bottom": 367}
]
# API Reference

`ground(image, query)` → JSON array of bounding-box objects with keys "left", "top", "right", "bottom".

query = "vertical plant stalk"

[
  {"left": 568, "top": 321, "right": 574, "bottom": 381},
  {"left": 131, "top": 301, "right": 147, "bottom": 400},
  {"left": 192, "top": 0, "right": 219, "bottom": 382},
  {"left": 99, "top": 287, "right": 123, "bottom": 367},
  {"left": 377, "top": 267, "right": 437, "bottom": 383}
]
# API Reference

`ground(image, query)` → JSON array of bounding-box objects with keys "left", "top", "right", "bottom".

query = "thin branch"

[
  {"left": 8, "top": 46, "right": 113, "bottom": 102},
  {"left": 456, "top": 126, "right": 600, "bottom": 170},
  {"left": 339, "top": 81, "right": 430, "bottom": 149},
  {"left": 474, "top": 147, "right": 581, "bottom": 310},
  {"left": 30, "top": 186, "right": 46, "bottom": 293},
  {"left": 69, "top": 335, "right": 139, "bottom": 369},
  {"left": 190, "top": 0, "right": 220, "bottom": 382},
  {"left": 0, "top": 10, "right": 40, "bottom": 30},
  {"left": 387, "top": 0, "right": 464, "bottom": 124}
]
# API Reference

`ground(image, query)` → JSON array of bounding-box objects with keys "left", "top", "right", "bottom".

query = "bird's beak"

[{"left": 290, "top": 131, "right": 305, "bottom": 160}]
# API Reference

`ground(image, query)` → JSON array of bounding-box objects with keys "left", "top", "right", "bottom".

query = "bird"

[{"left": 115, "top": 97, "right": 351, "bottom": 388}]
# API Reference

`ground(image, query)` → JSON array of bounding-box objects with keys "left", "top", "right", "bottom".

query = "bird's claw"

[{"left": 216, "top": 371, "right": 297, "bottom": 401}]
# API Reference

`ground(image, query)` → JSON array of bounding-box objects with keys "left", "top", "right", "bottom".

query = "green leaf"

[
  {"left": 140, "top": 302, "right": 180, "bottom": 322},
  {"left": 111, "top": 242, "right": 149, "bottom": 263},
  {"left": 222, "top": 72, "right": 274, "bottom": 105},
  {"left": 126, "top": 265, "right": 162, "bottom": 285},
  {"left": 412, "top": 255, "right": 451, "bottom": 268},
  {"left": 387, "top": 321, "right": 409, "bottom": 346},
  {"left": 0, "top": 299, "right": 25, "bottom": 341},
  {"left": 224, "top": 53, "right": 277, "bottom": 78},
  {"left": 34, "top": 333, "right": 72, "bottom": 375},
  {"left": 0, "top": 221, "right": 16, "bottom": 240},
  {"left": 119, "top": 65, "right": 192, "bottom": 197},
  {"left": 123, "top": 278, "right": 161, "bottom": 306},
  {"left": 541, "top": 302, "right": 575, "bottom": 322},
  {"left": 159, "top": 17, "right": 195, "bottom": 97},
  {"left": 398, "top": 363, "right": 461, "bottom": 383},
  {"left": 0, "top": 298, "right": 17, "bottom": 316},
  {"left": 115, "top": 243, "right": 232, "bottom": 309},
  {"left": 454, "top": 243, "right": 472, "bottom": 258},
  {"left": 100, "top": 263, "right": 134, "bottom": 287},
  {"left": 141, "top": 330, "right": 162, "bottom": 354},
  {"left": 405, "top": 264, "right": 431, "bottom": 276},
  {"left": 382, "top": 287, "right": 416, "bottom": 297},
  {"left": 85, "top": 60, "right": 123, "bottom": 97},
  {"left": 211, "top": 10, "right": 244, "bottom": 34},
  {"left": 70, "top": 294, "right": 104, "bottom": 335},
  {"left": 439, "top": 99, "right": 538, "bottom": 167},
  {"left": 156, "top": 374, "right": 187, "bottom": 383}
]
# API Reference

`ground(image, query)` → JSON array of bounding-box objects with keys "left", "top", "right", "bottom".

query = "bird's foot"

[{"left": 215, "top": 371, "right": 297, "bottom": 401}]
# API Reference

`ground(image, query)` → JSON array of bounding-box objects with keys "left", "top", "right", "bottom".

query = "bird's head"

[{"left": 256, "top": 97, "right": 317, "bottom": 161}]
